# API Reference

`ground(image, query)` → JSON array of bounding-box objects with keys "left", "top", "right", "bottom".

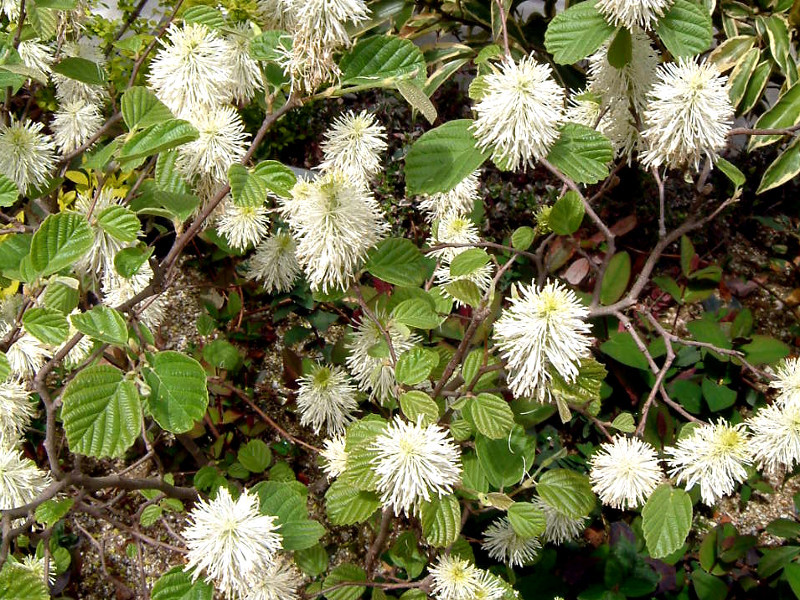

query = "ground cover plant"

[{"left": 3, "top": 0, "right": 800, "bottom": 598}]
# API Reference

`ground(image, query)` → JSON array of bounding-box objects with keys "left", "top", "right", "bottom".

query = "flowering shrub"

[{"left": 2, "top": 0, "right": 800, "bottom": 598}]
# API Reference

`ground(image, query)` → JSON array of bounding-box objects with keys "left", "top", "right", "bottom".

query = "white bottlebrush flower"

[
  {"left": 247, "top": 231, "right": 301, "bottom": 294},
  {"left": 493, "top": 281, "right": 592, "bottom": 401},
  {"left": 428, "top": 214, "right": 481, "bottom": 262},
  {"left": 770, "top": 357, "right": 800, "bottom": 407},
  {"left": 482, "top": 516, "right": 541, "bottom": 567},
  {"left": 74, "top": 188, "right": 126, "bottom": 276},
  {"left": 53, "top": 39, "right": 106, "bottom": 105},
  {"left": 433, "top": 263, "right": 494, "bottom": 308},
  {"left": 17, "top": 39, "right": 54, "bottom": 80},
  {"left": 101, "top": 261, "right": 166, "bottom": 330},
  {"left": 589, "top": 436, "right": 663, "bottom": 510},
  {"left": 279, "top": 33, "right": 339, "bottom": 94},
  {"left": 296, "top": 363, "right": 358, "bottom": 436},
  {"left": 596, "top": 0, "right": 674, "bottom": 30},
  {"left": 472, "top": 571, "right": 505, "bottom": 600},
  {"left": 472, "top": 56, "right": 565, "bottom": 171},
  {"left": 429, "top": 555, "right": 480, "bottom": 600},
  {"left": 52, "top": 99, "right": 104, "bottom": 154},
  {"left": 147, "top": 23, "right": 233, "bottom": 118},
  {"left": 641, "top": 59, "right": 734, "bottom": 170},
  {"left": 666, "top": 420, "right": 751, "bottom": 506},
  {"left": 748, "top": 401, "right": 800, "bottom": 473},
  {"left": 225, "top": 23, "right": 264, "bottom": 104},
  {"left": 258, "top": 0, "right": 297, "bottom": 29},
  {"left": 281, "top": 170, "right": 387, "bottom": 292},
  {"left": 0, "top": 380, "right": 34, "bottom": 441},
  {"left": 418, "top": 171, "right": 480, "bottom": 222},
  {"left": 9, "top": 554, "right": 56, "bottom": 585},
  {"left": 217, "top": 202, "right": 270, "bottom": 251},
  {"left": 345, "top": 313, "right": 420, "bottom": 403},
  {"left": 370, "top": 416, "right": 462, "bottom": 516},
  {"left": 534, "top": 496, "right": 587, "bottom": 545},
  {"left": 566, "top": 92, "right": 638, "bottom": 158},
  {"left": 293, "top": 0, "right": 370, "bottom": 49},
  {"left": 321, "top": 435, "right": 348, "bottom": 479},
  {"left": 1, "top": 0, "right": 20, "bottom": 20},
  {"left": 184, "top": 487, "right": 283, "bottom": 599},
  {"left": 243, "top": 557, "right": 301, "bottom": 600},
  {"left": 319, "top": 110, "right": 387, "bottom": 184},
  {"left": 0, "top": 443, "right": 51, "bottom": 512},
  {"left": 0, "top": 118, "right": 56, "bottom": 191},
  {"left": 178, "top": 105, "right": 249, "bottom": 183},
  {"left": 4, "top": 330, "right": 50, "bottom": 380}
]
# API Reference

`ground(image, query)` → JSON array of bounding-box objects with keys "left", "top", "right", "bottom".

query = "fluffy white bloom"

[
  {"left": 370, "top": 416, "right": 462, "bottom": 516},
  {"left": 178, "top": 105, "right": 249, "bottom": 183},
  {"left": 217, "top": 202, "right": 270, "bottom": 251},
  {"left": 566, "top": 92, "right": 638, "bottom": 158},
  {"left": 493, "top": 281, "right": 592, "bottom": 401},
  {"left": 74, "top": 188, "right": 126, "bottom": 276},
  {"left": 17, "top": 39, "right": 54, "bottom": 80},
  {"left": 641, "top": 59, "right": 734, "bottom": 170},
  {"left": 0, "top": 119, "right": 56, "bottom": 191},
  {"left": 4, "top": 330, "right": 49, "bottom": 380},
  {"left": 294, "top": 0, "right": 370, "bottom": 48},
  {"left": 296, "top": 363, "right": 358, "bottom": 435},
  {"left": 321, "top": 435, "right": 348, "bottom": 479},
  {"left": 247, "top": 231, "right": 301, "bottom": 294},
  {"left": 666, "top": 420, "right": 751, "bottom": 506},
  {"left": 279, "top": 33, "right": 339, "bottom": 94},
  {"left": 225, "top": 23, "right": 264, "bottom": 104},
  {"left": 1, "top": 0, "right": 19, "bottom": 20},
  {"left": 428, "top": 214, "right": 481, "bottom": 262},
  {"left": 345, "top": 313, "right": 420, "bottom": 403},
  {"left": 482, "top": 516, "right": 541, "bottom": 567},
  {"left": 243, "top": 557, "right": 301, "bottom": 600},
  {"left": 418, "top": 171, "right": 480, "bottom": 222},
  {"left": 472, "top": 56, "right": 565, "bottom": 171},
  {"left": 58, "top": 311, "right": 94, "bottom": 368},
  {"left": 148, "top": 23, "right": 233, "bottom": 117},
  {"left": 9, "top": 554, "right": 56, "bottom": 585},
  {"left": 281, "top": 170, "right": 387, "bottom": 292},
  {"left": 320, "top": 110, "right": 387, "bottom": 184},
  {"left": 101, "top": 261, "right": 166, "bottom": 330},
  {"left": 770, "top": 357, "right": 800, "bottom": 407},
  {"left": 589, "top": 436, "right": 662, "bottom": 510},
  {"left": 596, "top": 0, "right": 674, "bottom": 30},
  {"left": 534, "top": 496, "right": 586, "bottom": 545},
  {"left": 748, "top": 401, "right": 800, "bottom": 473},
  {"left": 0, "top": 380, "right": 34, "bottom": 441},
  {"left": 52, "top": 99, "right": 104, "bottom": 154},
  {"left": 259, "top": 0, "right": 297, "bottom": 29},
  {"left": 0, "top": 443, "right": 51, "bottom": 512},
  {"left": 472, "top": 571, "right": 505, "bottom": 600},
  {"left": 53, "top": 39, "right": 106, "bottom": 104},
  {"left": 429, "top": 555, "right": 480, "bottom": 600},
  {"left": 184, "top": 488, "right": 283, "bottom": 599}
]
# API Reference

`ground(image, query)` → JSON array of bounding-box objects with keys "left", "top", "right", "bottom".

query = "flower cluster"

[{"left": 429, "top": 555, "right": 504, "bottom": 600}]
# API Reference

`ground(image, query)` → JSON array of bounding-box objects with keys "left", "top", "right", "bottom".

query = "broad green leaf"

[
  {"left": 325, "top": 479, "right": 381, "bottom": 525},
  {"left": 739, "top": 60, "right": 771, "bottom": 114},
  {"left": 766, "top": 518, "right": 800, "bottom": 539},
  {"left": 250, "top": 30, "right": 292, "bottom": 62},
  {"left": 758, "top": 546, "right": 800, "bottom": 578},
  {"left": 392, "top": 298, "right": 443, "bottom": 330},
  {"left": 0, "top": 562, "right": 49, "bottom": 600},
  {"left": 238, "top": 439, "right": 272, "bottom": 473},
  {"left": 395, "top": 347, "right": 439, "bottom": 385},
  {"left": 550, "top": 357, "right": 607, "bottom": 406},
  {"left": 280, "top": 519, "right": 326, "bottom": 550},
  {"left": 202, "top": 338, "right": 242, "bottom": 370},
  {"left": 511, "top": 226, "right": 535, "bottom": 251},
  {"left": 786, "top": 563, "right": 800, "bottom": 599},
  {"left": 702, "top": 377, "right": 736, "bottom": 411},
  {"left": 444, "top": 279, "right": 482, "bottom": 308},
  {"left": 691, "top": 569, "right": 728, "bottom": 600},
  {"left": 748, "top": 80, "right": 800, "bottom": 151},
  {"left": 728, "top": 48, "right": 760, "bottom": 109},
  {"left": 22, "top": 307, "right": 69, "bottom": 344},
  {"left": 764, "top": 15, "right": 795, "bottom": 82},
  {"left": 119, "top": 119, "right": 199, "bottom": 160},
  {"left": 295, "top": 544, "right": 329, "bottom": 577},
  {"left": 599, "top": 251, "right": 631, "bottom": 305},
  {"left": 655, "top": 0, "right": 713, "bottom": 58},
  {"left": 255, "top": 480, "right": 308, "bottom": 523},
  {"left": 450, "top": 248, "right": 490, "bottom": 277},
  {"left": 132, "top": 181, "right": 200, "bottom": 222},
  {"left": 96, "top": 205, "right": 140, "bottom": 242},
  {"left": 757, "top": 136, "right": 800, "bottom": 193},
  {"left": 140, "top": 503, "right": 163, "bottom": 526},
  {"left": 420, "top": 494, "right": 461, "bottom": 547},
  {"left": 228, "top": 163, "right": 267, "bottom": 208},
  {"left": 253, "top": 160, "right": 297, "bottom": 197},
  {"left": 34, "top": 498, "right": 75, "bottom": 528},
  {"left": 182, "top": 5, "right": 225, "bottom": 28},
  {"left": 544, "top": 0, "right": 615, "bottom": 64},
  {"left": 121, "top": 86, "right": 173, "bottom": 130},
  {"left": 507, "top": 502, "right": 546, "bottom": 538},
  {"left": 0, "top": 233, "right": 30, "bottom": 280},
  {"left": 323, "top": 563, "right": 366, "bottom": 600},
  {"left": 600, "top": 332, "right": 651, "bottom": 370},
  {"left": 405, "top": 120, "right": 490, "bottom": 196},
  {"left": 30, "top": 212, "right": 93, "bottom": 276},
  {"left": 709, "top": 35, "right": 756, "bottom": 72},
  {"left": 606, "top": 28, "right": 632, "bottom": 68},
  {"left": 642, "top": 484, "right": 692, "bottom": 558},
  {"left": 468, "top": 393, "right": 514, "bottom": 439},
  {"left": 0, "top": 353, "right": 9, "bottom": 382},
  {"left": 61, "top": 365, "right": 142, "bottom": 458},
  {"left": 716, "top": 157, "right": 746, "bottom": 189},
  {"left": 399, "top": 390, "right": 440, "bottom": 425},
  {"left": 339, "top": 36, "right": 425, "bottom": 86},
  {"left": 537, "top": 469, "right": 595, "bottom": 519},
  {"left": 610, "top": 412, "right": 636, "bottom": 433},
  {"left": 44, "top": 276, "right": 80, "bottom": 314},
  {"left": 151, "top": 566, "right": 213, "bottom": 600},
  {"left": 71, "top": 305, "right": 128, "bottom": 345},
  {"left": 0, "top": 174, "right": 19, "bottom": 207},
  {"left": 143, "top": 351, "right": 209, "bottom": 433},
  {"left": 115, "top": 245, "right": 153, "bottom": 278},
  {"left": 546, "top": 123, "right": 613, "bottom": 184},
  {"left": 52, "top": 56, "right": 106, "bottom": 85},
  {"left": 549, "top": 191, "right": 585, "bottom": 235},
  {"left": 741, "top": 334, "right": 791, "bottom": 364},
  {"left": 475, "top": 426, "right": 536, "bottom": 488},
  {"left": 366, "top": 238, "right": 432, "bottom": 287},
  {"left": 396, "top": 80, "right": 437, "bottom": 124}
]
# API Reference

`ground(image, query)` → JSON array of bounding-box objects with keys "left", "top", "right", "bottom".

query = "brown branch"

[
  {"left": 728, "top": 123, "right": 800, "bottom": 137},
  {"left": 365, "top": 508, "right": 393, "bottom": 575}
]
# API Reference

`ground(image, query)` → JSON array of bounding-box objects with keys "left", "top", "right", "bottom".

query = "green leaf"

[
  {"left": 610, "top": 412, "right": 636, "bottom": 433},
  {"left": 340, "top": 36, "right": 426, "bottom": 86},
  {"left": 392, "top": 298, "right": 442, "bottom": 330},
  {"left": 52, "top": 56, "right": 106, "bottom": 85},
  {"left": 325, "top": 479, "right": 381, "bottom": 525},
  {"left": 228, "top": 163, "right": 267, "bottom": 208},
  {"left": 140, "top": 504, "right": 163, "bottom": 527},
  {"left": 444, "top": 279, "right": 483, "bottom": 308},
  {"left": 0, "top": 562, "right": 49, "bottom": 600},
  {"left": 764, "top": 15, "right": 795, "bottom": 81},
  {"left": 701, "top": 377, "right": 736, "bottom": 411},
  {"left": 202, "top": 338, "right": 242, "bottom": 370},
  {"left": 740, "top": 60, "right": 771, "bottom": 115},
  {"left": 399, "top": 390, "right": 440, "bottom": 425},
  {"left": 785, "top": 563, "right": 800, "bottom": 599},
  {"left": 642, "top": 484, "right": 692, "bottom": 558},
  {"left": 151, "top": 566, "right": 213, "bottom": 600},
  {"left": 294, "top": 544, "right": 329, "bottom": 577},
  {"left": 114, "top": 245, "right": 153, "bottom": 278},
  {"left": 119, "top": 119, "right": 199, "bottom": 160},
  {"left": 507, "top": 502, "right": 546, "bottom": 538},
  {"left": 748, "top": 81, "right": 800, "bottom": 151},
  {"left": 537, "top": 469, "right": 595, "bottom": 519},
  {"left": 741, "top": 334, "right": 791, "bottom": 365},
  {"left": 121, "top": 86, "right": 174, "bottom": 130},
  {"left": 0, "top": 353, "right": 8, "bottom": 382},
  {"left": 395, "top": 347, "right": 439, "bottom": 385},
  {"left": 655, "top": 0, "right": 713, "bottom": 58},
  {"left": 0, "top": 175, "right": 19, "bottom": 207},
  {"left": 22, "top": 307, "right": 69, "bottom": 344},
  {"left": 549, "top": 191, "right": 585, "bottom": 235},
  {"left": 280, "top": 519, "right": 326, "bottom": 550},
  {"left": 250, "top": 30, "right": 292, "bottom": 62},
  {"left": 420, "top": 494, "right": 461, "bottom": 547},
  {"left": 727, "top": 48, "right": 760, "bottom": 109},
  {"left": 182, "top": 5, "right": 225, "bottom": 28},
  {"left": 450, "top": 248, "right": 490, "bottom": 277},
  {"left": 255, "top": 481, "right": 308, "bottom": 523},
  {"left": 44, "top": 276, "right": 80, "bottom": 314},
  {"left": 766, "top": 518, "right": 800, "bottom": 539},
  {"left": 253, "top": 160, "right": 297, "bottom": 197},
  {"left": 96, "top": 205, "right": 140, "bottom": 242},
  {"left": 600, "top": 251, "right": 631, "bottom": 305},
  {"left": 30, "top": 212, "right": 93, "bottom": 276},
  {"left": 323, "top": 563, "right": 367, "bottom": 600},
  {"left": 238, "top": 439, "right": 272, "bottom": 473},
  {"left": 709, "top": 35, "right": 756, "bottom": 73},
  {"left": 366, "top": 238, "right": 431, "bottom": 287},
  {"left": 757, "top": 136, "right": 800, "bottom": 193},
  {"left": 600, "top": 332, "right": 651, "bottom": 370},
  {"left": 607, "top": 28, "right": 632, "bottom": 68},
  {"left": 469, "top": 393, "right": 514, "bottom": 439},
  {"left": 71, "top": 305, "right": 129, "bottom": 345},
  {"left": 475, "top": 426, "right": 536, "bottom": 488},
  {"left": 549, "top": 357, "right": 607, "bottom": 406},
  {"left": 396, "top": 80, "right": 437, "bottom": 124},
  {"left": 716, "top": 157, "right": 745, "bottom": 189},
  {"left": 544, "top": 0, "right": 615, "bottom": 64},
  {"left": 546, "top": 123, "right": 613, "bottom": 184},
  {"left": 405, "top": 120, "right": 490, "bottom": 196},
  {"left": 34, "top": 497, "right": 75, "bottom": 528},
  {"left": 61, "top": 365, "right": 142, "bottom": 458},
  {"left": 759, "top": 546, "right": 800, "bottom": 578},
  {"left": 511, "top": 226, "right": 535, "bottom": 251},
  {"left": 691, "top": 570, "right": 728, "bottom": 600},
  {"left": 143, "top": 351, "right": 209, "bottom": 434}
]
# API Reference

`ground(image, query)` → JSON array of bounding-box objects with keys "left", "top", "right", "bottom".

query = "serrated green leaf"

[
  {"left": 511, "top": 226, "right": 535, "bottom": 251},
  {"left": 392, "top": 298, "right": 442, "bottom": 330},
  {"left": 52, "top": 56, "right": 106, "bottom": 85},
  {"left": 544, "top": 0, "right": 615, "bottom": 64},
  {"left": 366, "top": 238, "right": 431, "bottom": 287},
  {"left": 143, "top": 351, "right": 209, "bottom": 433},
  {"left": 253, "top": 160, "right": 297, "bottom": 198},
  {"left": 183, "top": 5, "right": 225, "bottom": 28},
  {"left": 475, "top": 426, "right": 536, "bottom": 488},
  {"left": 255, "top": 480, "right": 308, "bottom": 523},
  {"left": 537, "top": 469, "right": 595, "bottom": 519},
  {"left": 655, "top": 0, "right": 713, "bottom": 58},
  {"left": 121, "top": 86, "right": 174, "bottom": 130},
  {"left": 280, "top": 519, "right": 326, "bottom": 550},
  {"left": 420, "top": 494, "right": 461, "bottom": 547},
  {"left": 30, "top": 212, "right": 93, "bottom": 276},
  {"left": 340, "top": 36, "right": 426, "bottom": 86},
  {"left": 140, "top": 503, "right": 163, "bottom": 527},
  {"left": 120, "top": 119, "right": 199, "bottom": 160},
  {"left": 71, "top": 305, "right": 128, "bottom": 345},
  {"left": 238, "top": 439, "right": 272, "bottom": 473},
  {"left": 399, "top": 390, "right": 440, "bottom": 425},
  {"left": 294, "top": 544, "right": 329, "bottom": 577},
  {"left": 642, "top": 484, "right": 692, "bottom": 558},
  {"left": 547, "top": 123, "right": 612, "bottom": 184},
  {"left": 152, "top": 566, "right": 213, "bottom": 600},
  {"left": 114, "top": 245, "right": 154, "bottom": 278},
  {"left": 395, "top": 347, "right": 439, "bottom": 385},
  {"left": 450, "top": 248, "right": 490, "bottom": 277},
  {"left": 549, "top": 191, "right": 585, "bottom": 235},
  {"left": 34, "top": 497, "right": 75, "bottom": 528},
  {"left": 96, "top": 205, "right": 140, "bottom": 242},
  {"left": 469, "top": 393, "right": 514, "bottom": 439},
  {"left": 507, "top": 502, "right": 546, "bottom": 538},
  {"left": 22, "top": 307, "right": 69, "bottom": 344},
  {"left": 610, "top": 412, "right": 636, "bottom": 433},
  {"left": 0, "top": 562, "right": 49, "bottom": 600},
  {"left": 44, "top": 276, "right": 80, "bottom": 314},
  {"left": 549, "top": 357, "right": 607, "bottom": 406},
  {"left": 250, "top": 30, "right": 292, "bottom": 62},
  {"left": 0, "top": 174, "right": 19, "bottom": 207},
  {"left": 323, "top": 564, "right": 367, "bottom": 600},
  {"left": 325, "top": 479, "right": 381, "bottom": 525},
  {"left": 228, "top": 163, "right": 266, "bottom": 208},
  {"left": 444, "top": 279, "right": 482, "bottom": 308},
  {"left": 202, "top": 338, "right": 242, "bottom": 370}
]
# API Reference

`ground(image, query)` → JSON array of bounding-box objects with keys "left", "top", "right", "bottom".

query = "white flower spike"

[
  {"left": 589, "top": 435, "right": 663, "bottom": 510},
  {"left": 296, "top": 363, "right": 358, "bottom": 436}
]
